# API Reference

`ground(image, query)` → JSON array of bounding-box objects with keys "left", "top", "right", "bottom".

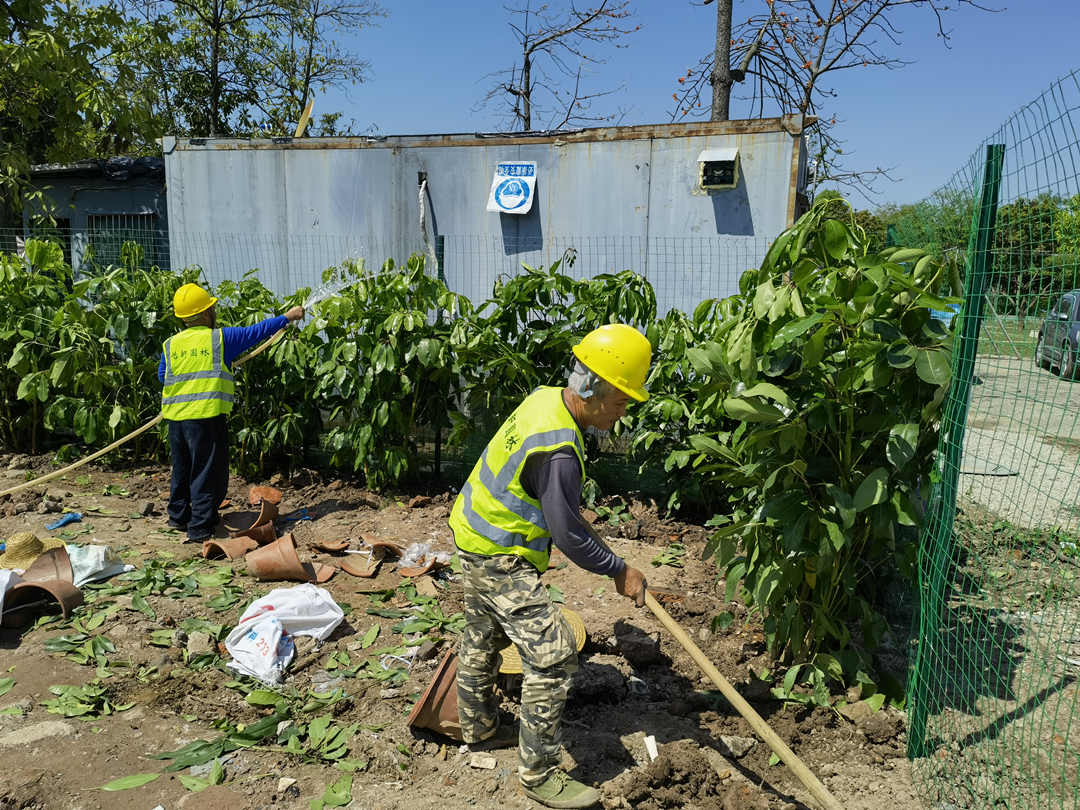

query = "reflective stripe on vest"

[
  {"left": 449, "top": 387, "right": 585, "bottom": 572},
  {"left": 161, "top": 327, "right": 235, "bottom": 421}
]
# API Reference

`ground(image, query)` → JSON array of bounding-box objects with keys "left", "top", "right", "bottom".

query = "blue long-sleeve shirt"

[{"left": 158, "top": 315, "right": 289, "bottom": 383}]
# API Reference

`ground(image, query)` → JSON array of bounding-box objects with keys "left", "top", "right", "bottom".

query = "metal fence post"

[{"left": 907, "top": 143, "right": 1005, "bottom": 757}]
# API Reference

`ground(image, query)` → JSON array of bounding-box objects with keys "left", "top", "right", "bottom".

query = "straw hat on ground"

[{"left": 0, "top": 532, "right": 65, "bottom": 570}]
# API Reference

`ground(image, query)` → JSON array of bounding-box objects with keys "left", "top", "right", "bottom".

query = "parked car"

[{"left": 1035, "top": 289, "right": 1080, "bottom": 378}]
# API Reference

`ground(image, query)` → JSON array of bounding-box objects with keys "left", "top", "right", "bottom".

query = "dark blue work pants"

[{"left": 167, "top": 415, "right": 229, "bottom": 541}]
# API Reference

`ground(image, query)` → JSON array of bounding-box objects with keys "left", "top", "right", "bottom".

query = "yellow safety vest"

[
  {"left": 161, "top": 327, "right": 236, "bottom": 421},
  {"left": 449, "top": 386, "right": 585, "bottom": 572}
]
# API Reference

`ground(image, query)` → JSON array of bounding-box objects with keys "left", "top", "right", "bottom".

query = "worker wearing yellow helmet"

[
  {"left": 449, "top": 323, "right": 651, "bottom": 809},
  {"left": 158, "top": 283, "right": 304, "bottom": 542}
]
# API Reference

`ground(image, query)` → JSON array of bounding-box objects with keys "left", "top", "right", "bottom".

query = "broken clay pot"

[
  {"left": 249, "top": 485, "right": 283, "bottom": 506},
  {"left": 231, "top": 521, "right": 277, "bottom": 546},
  {"left": 203, "top": 536, "right": 258, "bottom": 560},
  {"left": 1, "top": 580, "right": 83, "bottom": 628},
  {"left": 245, "top": 533, "right": 307, "bottom": 581},
  {"left": 340, "top": 538, "right": 405, "bottom": 578},
  {"left": 245, "top": 533, "right": 334, "bottom": 584},
  {"left": 304, "top": 562, "right": 336, "bottom": 583},
  {"left": 20, "top": 546, "right": 75, "bottom": 584},
  {"left": 224, "top": 500, "right": 279, "bottom": 537},
  {"left": 406, "top": 649, "right": 462, "bottom": 741}
]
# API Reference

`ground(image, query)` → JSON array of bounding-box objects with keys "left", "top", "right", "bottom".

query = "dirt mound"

[{"left": 616, "top": 740, "right": 766, "bottom": 810}]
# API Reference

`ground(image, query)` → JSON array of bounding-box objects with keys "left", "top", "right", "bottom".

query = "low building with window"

[{"left": 19, "top": 157, "right": 169, "bottom": 271}]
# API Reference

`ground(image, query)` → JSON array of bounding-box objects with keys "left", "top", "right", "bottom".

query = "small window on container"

[{"left": 697, "top": 148, "right": 740, "bottom": 190}]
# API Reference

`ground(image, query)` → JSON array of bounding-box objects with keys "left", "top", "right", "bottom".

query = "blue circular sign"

[{"left": 494, "top": 178, "right": 530, "bottom": 210}]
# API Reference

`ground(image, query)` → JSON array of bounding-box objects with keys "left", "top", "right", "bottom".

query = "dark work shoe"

[
  {"left": 167, "top": 520, "right": 188, "bottom": 530},
  {"left": 521, "top": 769, "right": 600, "bottom": 809}
]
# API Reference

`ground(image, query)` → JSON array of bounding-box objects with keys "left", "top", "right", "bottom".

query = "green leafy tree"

[
  {"left": 0, "top": 0, "right": 158, "bottom": 217},
  {"left": 671, "top": 197, "right": 956, "bottom": 693}
]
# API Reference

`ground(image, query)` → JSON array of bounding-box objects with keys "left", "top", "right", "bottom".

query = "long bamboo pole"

[
  {"left": 645, "top": 592, "right": 844, "bottom": 810},
  {"left": 0, "top": 327, "right": 289, "bottom": 499}
]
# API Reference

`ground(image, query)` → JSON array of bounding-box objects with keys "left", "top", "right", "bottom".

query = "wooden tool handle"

[{"left": 644, "top": 592, "right": 844, "bottom": 810}]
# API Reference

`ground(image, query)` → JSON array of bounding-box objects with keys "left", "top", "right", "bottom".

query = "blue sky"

[{"left": 321, "top": 1, "right": 1077, "bottom": 208}]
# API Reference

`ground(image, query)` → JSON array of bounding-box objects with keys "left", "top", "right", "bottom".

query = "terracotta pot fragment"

[
  {"left": 245, "top": 533, "right": 308, "bottom": 582},
  {"left": 406, "top": 650, "right": 462, "bottom": 740},
  {"left": 224, "top": 500, "right": 279, "bottom": 537},
  {"left": 249, "top": 485, "right": 283, "bottom": 506},
  {"left": 20, "top": 546, "right": 75, "bottom": 584},
  {"left": 340, "top": 555, "right": 379, "bottom": 578},
  {"left": 202, "top": 537, "right": 258, "bottom": 560},
  {"left": 1, "top": 580, "right": 84, "bottom": 628},
  {"left": 232, "top": 522, "right": 277, "bottom": 546},
  {"left": 303, "top": 562, "right": 336, "bottom": 583},
  {"left": 315, "top": 539, "right": 349, "bottom": 553}
]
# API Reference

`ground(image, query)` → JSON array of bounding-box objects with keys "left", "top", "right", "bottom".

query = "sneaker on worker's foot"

[
  {"left": 469, "top": 721, "right": 518, "bottom": 751},
  {"left": 520, "top": 769, "right": 600, "bottom": 809}
]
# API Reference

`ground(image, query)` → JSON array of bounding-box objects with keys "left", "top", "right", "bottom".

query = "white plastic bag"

[
  {"left": 65, "top": 543, "right": 133, "bottom": 587},
  {"left": 225, "top": 615, "right": 295, "bottom": 685},
  {"left": 224, "top": 584, "right": 344, "bottom": 684},
  {"left": 0, "top": 570, "right": 23, "bottom": 618}
]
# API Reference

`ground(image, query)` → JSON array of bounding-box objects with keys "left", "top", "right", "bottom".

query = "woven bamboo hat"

[
  {"left": 497, "top": 607, "right": 587, "bottom": 675},
  {"left": 0, "top": 532, "right": 66, "bottom": 571}
]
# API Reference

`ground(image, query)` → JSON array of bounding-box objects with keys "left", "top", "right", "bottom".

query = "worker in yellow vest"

[
  {"left": 158, "top": 283, "right": 303, "bottom": 541},
  {"left": 449, "top": 323, "right": 651, "bottom": 810}
]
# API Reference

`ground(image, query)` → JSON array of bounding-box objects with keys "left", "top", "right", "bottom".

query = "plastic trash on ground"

[
  {"left": 398, "top": 542, "right": 452, "bottom": 571},
  {"left": 224, "top": 583, "right": 344, "bottom": 685},
  {"left": 45, "top": 512, "right": 82, "bottom": 531},
  {"left": 65, "top": 544, "right": 133, "bottom": 587}
]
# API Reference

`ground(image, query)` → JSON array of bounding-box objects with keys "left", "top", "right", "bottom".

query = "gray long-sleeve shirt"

[{"left": 520, "top": 448, "right": 626, "bottom": 577}]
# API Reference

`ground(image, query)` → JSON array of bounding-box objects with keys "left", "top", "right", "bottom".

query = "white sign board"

[{"left": 486, "top": 161, "right": 537, "bottom": 214}]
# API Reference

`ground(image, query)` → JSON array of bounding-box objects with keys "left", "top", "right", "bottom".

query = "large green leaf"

[
  {"left": 740, "top": 382, "right": 794, "bottom": 410},
  {"left": 915, "top": 349, "right": 951, "bottom": 384},
  {"left": 854, "top": 468, "right": 890, "bottom": 512},
  {"left": 886, "top": 423, "right": 919, "bottom": 469},
  {"left": 722, "top": 397, "right": 786, "bottom": 423},
  {"left": 772, "top": 313, "right": 824, "bottom": 347},
  {"left": 100, "top": 773, "right": 160, "bottom": 791},
  {"left": 822, "top": 219, "right": 850, "bottom": 259}
]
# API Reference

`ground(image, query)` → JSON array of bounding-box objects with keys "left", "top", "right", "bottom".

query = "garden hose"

[
  {"left": 645, "top": 592, "right": 844, "bottom": 810},
  {"left": 0, "top": 327, "right": 289, "bottom": 499}
]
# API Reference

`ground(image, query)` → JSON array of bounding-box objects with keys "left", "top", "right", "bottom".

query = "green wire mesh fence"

[{"left": 907, "top": 70, "right": 1080, "bottom": 808}]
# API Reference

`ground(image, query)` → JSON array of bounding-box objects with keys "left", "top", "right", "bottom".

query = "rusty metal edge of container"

[
  {"left": 165, "top": 115, "right": 815, "bottom": 153},
  {"left": 406, "top": 649, "right": 462, "bottom": 741}
]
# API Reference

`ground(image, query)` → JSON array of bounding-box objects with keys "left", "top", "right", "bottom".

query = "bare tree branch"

[
  {"left": 476, "top": 0, "right": 639, "bottom": 131},
  {"left": 672, "top": 0, "right": 999, "bottom": 195}
]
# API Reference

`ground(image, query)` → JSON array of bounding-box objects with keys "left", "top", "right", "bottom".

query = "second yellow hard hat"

[{"left": 572, "top": 324, "right": 652, "bottom": 402}]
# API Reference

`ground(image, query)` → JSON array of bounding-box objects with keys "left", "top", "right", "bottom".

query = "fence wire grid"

[{"left": 907, "top": 70, "right": 1080, "bottom": 809}]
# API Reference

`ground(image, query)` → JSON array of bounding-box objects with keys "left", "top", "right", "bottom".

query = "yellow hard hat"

[
  {"left": 173, "top": 283, "right": 217, "bottom": 319},
  {"left": 572, "top": 324, "right": 652, "bottom": 402}
]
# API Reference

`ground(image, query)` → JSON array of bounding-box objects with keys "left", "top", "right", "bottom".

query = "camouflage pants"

[{"left": 457, "top": 551, "right": 578, "bottom": 783}]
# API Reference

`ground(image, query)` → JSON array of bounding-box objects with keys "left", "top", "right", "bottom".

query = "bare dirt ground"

[{"left": 0, "top": 456, "right": 916, "bottom": 810}]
